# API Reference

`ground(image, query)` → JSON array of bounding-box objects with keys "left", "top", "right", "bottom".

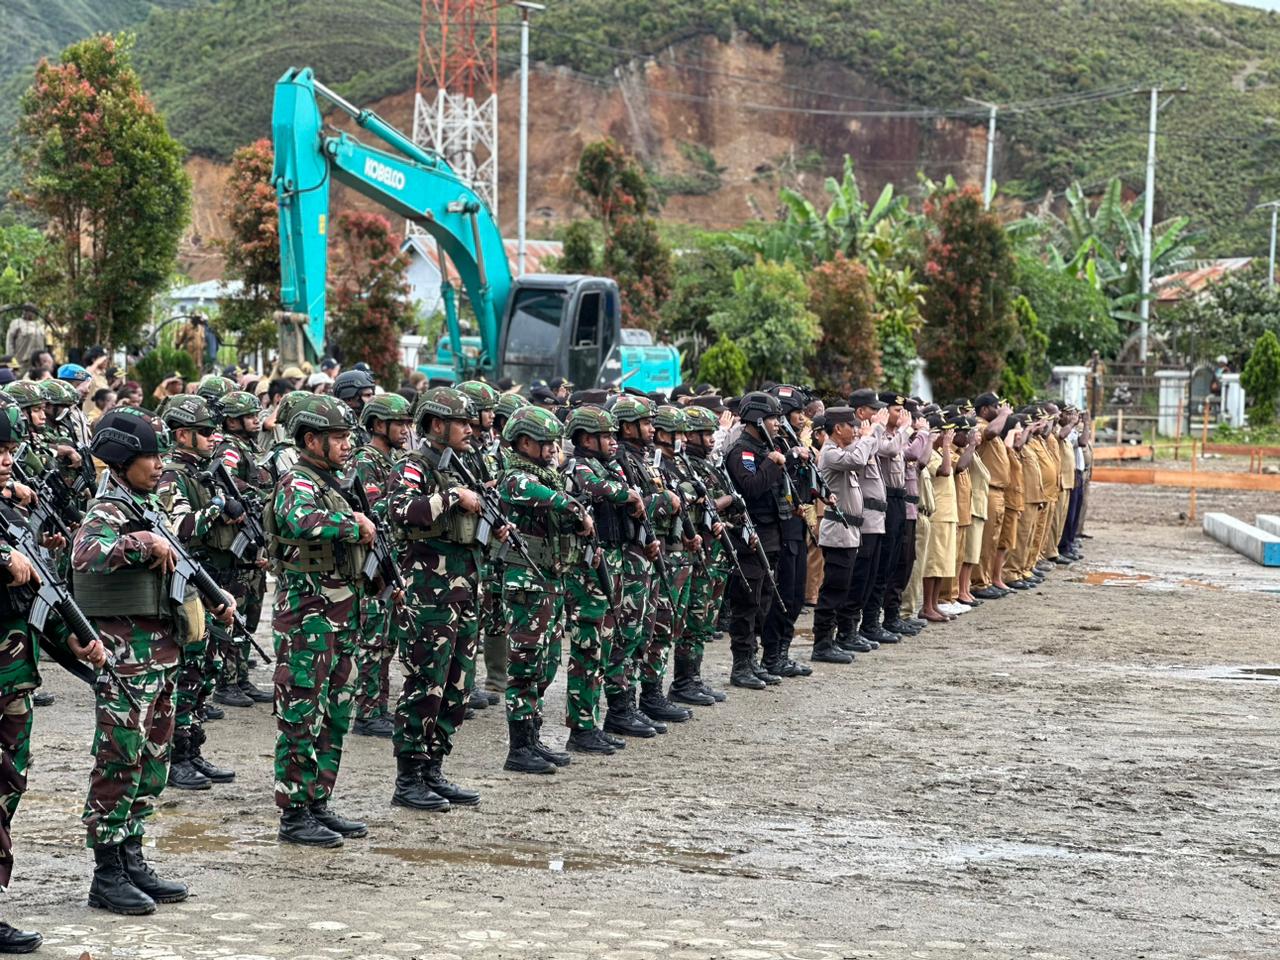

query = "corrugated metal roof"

[
  {"left": 1153, "top": 258, "right": 1255, "bottom": 303},
  {"left": 401, "top": 234, "right": 564, "bottom": 278}
]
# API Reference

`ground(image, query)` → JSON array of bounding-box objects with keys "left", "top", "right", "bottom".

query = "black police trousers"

[
  {"left": 862, "top": 498, "right": 906, "bottom": 629},
  {"left": 728, "top": 544, "right": 781, "bottom": 660},
  {"left": 761, "top": 535, "right": 806, "bottom": 654},
  {"left": 830, "top": 533, "right": 882, "bottom": 640}
]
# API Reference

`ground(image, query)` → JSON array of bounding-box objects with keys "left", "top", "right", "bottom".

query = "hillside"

[{"left": 6, "top": 0, "right": 1280, "bottom": 258}]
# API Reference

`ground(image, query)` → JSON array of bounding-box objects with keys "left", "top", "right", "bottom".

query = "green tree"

[
  {"left": 217, "top": 138, "right": 279, "bottom": 360},
  {"left": 707, "top": 260, "right": 821, "bottom": 387},
  {"left": 1242, "top": 329, "right": 1280, "bottom": 426},
  {"left": 328, "top": 211, "right": 413, "bottom": 386},
  {"left": 807, "top": 253, "right": 879, "bottom": 395},
  {"left": 660, "top": 236, "right": 752, "bottom": 364},
  {"left": 1158, "top": 262, "right": 1280, "bottom": 369},
  {"left": 1000, "top": 295, "right": 1050, "bottom": 404},
  {"left": 695, "top": 335, "right": 750, "bottom": 396},
  {"left": 131, "top": 344, "right": 199, "bottom": 407},
  {"left": 14, "top": 33, "right": 191, "bottom": 349},
  {"left": 0, "top": 221, "right": 54, "bottom": 312},
  {"left": 1013, "top": 254, "right": 1119, "bottom": 365},
  {"left": 559, "top": 221, "right": 597, "bottom": 274},
  {"left": 876, "top": 312, "right": 918, "bottom": 395},
  {"left": 919, "top": 185, "right": 1018, "bottom": 400}
]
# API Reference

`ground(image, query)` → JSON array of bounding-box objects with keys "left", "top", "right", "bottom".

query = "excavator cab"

[{"left": 500, "top": 275, "right": 619, "bottom": 389}]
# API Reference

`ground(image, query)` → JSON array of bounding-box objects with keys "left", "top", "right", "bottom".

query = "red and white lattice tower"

[{"left": 413, "top": 0, "right": 500, "bottom": 215}]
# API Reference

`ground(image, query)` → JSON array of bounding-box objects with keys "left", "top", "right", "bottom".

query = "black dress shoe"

[
  {"left": 957, "top": 598, "right": 983, "bottom": 607},
  {"left": 0, "top": 922, "right": 41, "bottom": 953},
  {"left": 1008, "top": 580, "right": 1031, "bottom": 590},
  {"left": 1053, "top": 556, "right": 1072, "bottom": 565},
  {"left": 972, "top": 587, "right": 1004, "bottom": 600}
]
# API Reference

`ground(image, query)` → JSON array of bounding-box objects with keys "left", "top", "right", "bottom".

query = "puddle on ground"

[
  {"left": 1077, "top": 570, "right": 1222, "bottom": 591},
  {"left": 153, "top": 820, "right": 279, "bottom": 853},
  {"left": 1162, "top": 664, "right": 1280, "bottom": 684},
  {"left": 370, "top": 839, "right": 733, "bottom": 875}
]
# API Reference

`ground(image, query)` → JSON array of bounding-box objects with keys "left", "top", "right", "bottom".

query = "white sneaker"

[{"left": 938, "top": 602, "right": 970, "bottom": 616}]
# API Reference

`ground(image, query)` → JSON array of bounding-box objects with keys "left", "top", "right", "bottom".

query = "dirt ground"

[{"left": 7, "top": 477, "right": 1280, "bottom": 960}]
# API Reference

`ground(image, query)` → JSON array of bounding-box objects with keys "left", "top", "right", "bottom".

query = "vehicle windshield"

[{"left": 505, "top": 288, "right": 566, "bottom": 362}]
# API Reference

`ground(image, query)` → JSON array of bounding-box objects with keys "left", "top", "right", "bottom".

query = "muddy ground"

[{"left": 8, "top": 477, "right": 1280, "bottom": 960}]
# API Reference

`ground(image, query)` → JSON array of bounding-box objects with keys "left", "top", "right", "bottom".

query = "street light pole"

[
  {"left": 964, "top": 97, "right": 998, "bottom": 209},
  {"left": 1258, "top": 200, "right": 1280, "bottom": 290},
  {"left": 1138, "top": 87, "right": 1159, "bottom": 366},
  {"left": 514, "top": 2, "right": 545, "bottom": 279}
]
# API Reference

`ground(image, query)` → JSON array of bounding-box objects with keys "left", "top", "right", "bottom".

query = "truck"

[{"left": 271, "top": 67, "right": 680, "bottom": 393}]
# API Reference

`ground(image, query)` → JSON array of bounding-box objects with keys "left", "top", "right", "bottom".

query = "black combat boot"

[
  {"left": 466, "top": 687, "right": 489, "bottom": 710},
  {"left": 778, "top": 640, "right": 813, "bottom": 677},
  {"left": 278, "top": 806, "right": 344, "bottom": 847},
  {"left": 121, "top": 838, "right": 188, "bottom": 903},
  {"left": 598, "top": 728, "right": 626, "bottom": 749},
  {"left": 565, "top": 728, "right": 615, "bottom": 755},
  {"left": 31, "top": 691, "right": 54, "bottom": 707},
  {"left": 730, "top": 654, "right": 766, "bottom": 690},
  {"left": 603, "top": 688, "right": 656, "bottom": 738},
  {"left": 188, "top": 726, "right": 235, "bottom": 783},
  {"left": 668, "top": 653, "right": 715, "bottom": 706},
  {"left": 639, "top": 681, "right": 692, "bottom": 723},
  {"left": 503, "top": 719, "right": 556, "bottom": 774},
  {"left": 691, "top": 654, "right": 727, "bottom": 702},
  {"left": 309, "top": 801, "right": 368, "bottom": 837},
  {"left": 531, "top": 717, "right": 572, "bottom": 766},
  {"left": 0, "top": 921, "right": 41, "bottom": 953},
  {"left": 751, "top": 657, "right": 782, "bottom": 685},
  {"left": 352, "top": 715, "right": 394, "bottom": 738},
  {"left": 199, "top": 703, "right": 224, "bottom": 721},
  {"left": 212, "top": 683, "right": 253, "bottom": 708},
  {"left": 630, "top": 687, "right": 666, "bottom": 733},
  {"left": 424, "top": 759, "right": 481, "bottom": 805},
  {"left": 237, "top": 678, "right": 273, "bottom": 704},
  {"left": 811, "top": 630, "right": 854, "bottom": 664},
  {"left": 166, "top": 731, "right": 212, "bottom": 791},
  {"left": 391, "top": 757, "right": 451, "bottom": 810},
  {"left": 884, "top": 617, "right": 921, "bottom": 636},
  {"left": 88, "top": 844, "right": 156, "bottom": 915}
]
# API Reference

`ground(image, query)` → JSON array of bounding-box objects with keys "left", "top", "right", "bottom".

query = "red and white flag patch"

[
  {"left": 742, "top": 451, "right": 755, "bottom": 462},
  {"left": 404, "top": 465, "right": 423, "bottom": 485},
  {"left": 364, "top": 483, "right": 380, "bottom": 497},
  {"left": 294, "top": 477, "right": 316, "bottom": 494},
  {"left": 223, "top": 448, "right": 241, "bottom": 468}
]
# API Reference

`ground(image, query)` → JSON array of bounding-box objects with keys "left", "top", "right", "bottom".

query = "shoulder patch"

[
  {"left": 223, "top": 448, "right": 241, "bottom": 467},
  {"left": 293, "top": 477, "right": 316, "bottom": 494},
  {"left": 403, "top": 464, "right": 424, "bottom": 485}
]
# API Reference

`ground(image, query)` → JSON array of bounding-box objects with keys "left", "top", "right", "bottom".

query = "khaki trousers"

[
  {"left": 974, "top": 487, "right": 1005, "bottom": 589},
  {"left": 903, "top": 513, "right": 930, "bottom": 619}
]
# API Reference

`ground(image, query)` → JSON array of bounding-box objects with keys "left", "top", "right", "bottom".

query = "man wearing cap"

[
  {"left": 812, "top": 407, "right": 877, "bottom": 663},
  {"left": 882, "top": 399, "right": 932, "bottom": 635},
  {"left": 920, "top": 411, "right": 958, "bottom": 622},
  {"left": 835, "top": 389, "right": 890, "bottom": 652},
  {"left": 859, "top": 391, "right": 910, "bottom": 644},
  {"left": 972, "top": 393, "right": 1013, "bottom": 600}
]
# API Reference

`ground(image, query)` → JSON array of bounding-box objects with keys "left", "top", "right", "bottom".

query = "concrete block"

[
  {"left": 1203, "top": 512, "right": 1280, "bottom": 566},
  {"left": 1256, "top": 514, "right": 1280, "bottom": 538}
]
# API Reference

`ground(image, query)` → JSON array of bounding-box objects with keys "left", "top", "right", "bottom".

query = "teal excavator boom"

[{"left": 271, "top": 67, "right": 679, "bottom": 392}]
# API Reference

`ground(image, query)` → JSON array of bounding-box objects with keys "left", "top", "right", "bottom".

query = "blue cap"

[{"left": 58, "top": 363, "right": 90, "bottom": 382}]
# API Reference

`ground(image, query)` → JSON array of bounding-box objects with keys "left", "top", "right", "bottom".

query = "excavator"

[{"left": 271, "top": 67, "right": 680, "bottom": 392}]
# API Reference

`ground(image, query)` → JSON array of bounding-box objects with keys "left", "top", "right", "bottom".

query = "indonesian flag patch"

[
  {"left": 741, "top": 450, "right": 756, "bottom": 473},
  {"left": 404, "top": 464, "right": 424, "bottom": 486},
  {"left": 365, "top": 483, "right": 380, "bottom": 497},
  {"left": 223, "top": 448, "right": 241, "bottom": 468},
  {"left": 294, "top": 477, "right": 316, "bottom": 494}
]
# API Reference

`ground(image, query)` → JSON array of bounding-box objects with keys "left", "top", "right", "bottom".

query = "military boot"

[
  {"left": 212, "top": 683, "right": 253, "bottom": 708},
  {"left": 668, "top": 653, "right": 715, "bottom": 706},
  {"left": 121, "top": 838, "right": 188, "bottom": 903},
  {"left": 166, "top": 731, "right": 212, "bottom": 791},
  {"left": 691, "top": 654, "right": 727, "bottom": 702},
  {"left": 352, "top": 715, "right": 394, "bottom": 738},
  {"left": 603, "top": 688, "right": 656, "bottom": 738},
  {"left": 630, "top": 687, "right": 666, "bottom": 733},
  {"left": 565, "top": 728, "right": 615, "bottom": 755},
  {"left": 811, "top": 630, "right": 854, "bottom": 664},
  {"left": 199, "top": 702, "right": 224, "bottom": 721},
  {"left": 188, "top": 726, "right": 235, "bottom": 783},
  {"left": 639, "top": 681, "right": 692, "bottom": 723},
  {"left": 278, "top": 807, "right": 344, "bottom": 847},
  {"left": 730, "top": 654, "right": 766, "bottom": 690},
  {"left": 237, "top": 678, "right": 273, "bottom": 704},
  {"left": 751, "top": 657, "right": 783, "bottom": 685},
  {"left": 466, "top": 687, "right": 489, "bottom": 711},
  {"left": 531, "top": 717, "right": 572, "bottom": 767},
  {"left": 0, "top": 921, "right": 41, "bottom": 953},
  {"left": 756, "top": 640, "right": 785, "bottom": 684},
  {"left": 504, "top": 719, "right": 556, "bottom": 774},
  {"left": 598, "top": 728, "right": 626, "bottom": 749},
  {"left": 778, "top": 639, "right": 813, "bottom": 677},
  {"left": 88, "top": 844, "right": 155, "bottom": 915},
  {"left": 391, "top": 757, "right": 451, "bottom": 810},
  {"left": 309, "top": 801, "right": 368, "bottom": 837},
  {"left": 425, "top": 759, "right": 481, "bottom": 805}
]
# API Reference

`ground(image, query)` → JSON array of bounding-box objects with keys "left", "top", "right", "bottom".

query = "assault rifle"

[
  {"left": 12, "top": 446, "right": 83, "bottom": 533},
  {"left": 0, "top": 512, "right": 138, "bottom": 711},
  {"left": 562, "top": 457, "right": 623, "bottom": 626},
  {"left": 98, "top": 473, "right": 271, "bottom": 664},
  {"left": 652, "top": 447, "right": 708, "bottom": 579},
  {"left": 204, "top": 461, "right": 266, "bottom": 562},
  {"left": 673, "top": 449, "right": 749, "bottom": 586},
  {"left": 715, "top": 461, "right": 786, "bottom": 607},
  {"left": 439, "top": 446, "right": 550, "bottom": 580},
  {"left": 776, "top": 418, "right": 851, "bottom": 530},
  {"left": 614, "top": 444, "right": 674, "bottom": 596},
  {"left": 336, "top": 474, "right": 405, "bottom": 602}
]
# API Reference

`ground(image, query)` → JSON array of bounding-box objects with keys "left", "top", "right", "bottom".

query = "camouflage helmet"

[
  {"left": 196, "top": 375, "right": 236, "bottom": 403},
  {"left": 565, "top": 404, "right": 617, "bottom": 439},
  {"left": 683, "top": 405, "right": 719, "bottom": 434},
  {"left": 608, "top": 393, "right": 655, "bottom": 423},
  {"left": 653, "top": 404, "right": 690, "bottom": 435},
  {"left": 502, "top": 404, "right": 563, "bottom": 444},
  {"left": 0, "top": 405, "right": 28, "bottom": 444},
  {"left": 288, "top": 394, "right": 356, "bottom": 440},
  {"left": 457, "top": 380, "right": 499, "bottom": 413},
  {"left": 161, "top": 394, "right": 218, "bottom": 430},
  {"left": 275, "top": 389, "right": 312, "bottom": 429},
  {"left": 4, "top": 381, "right": 45, "bottom": 410},
  {"left": 220, "top": 390, "right": 261, "bottom": 420},
  {"left": 360, "top": 391, "right": 412, "bottom": 428},
  {"left": 737, "top": 390, "right": 783, "bottom": 422},
  {"left": 494, "top": 392, "right": 529, "bottom": 422},
  {"left": 333, "top": 368, "right": 376, "bottom": 401},
  {"left": 91, "top": 407, "right": 168, "bottom": 465},
  {"left": 39, "top": 378, "right": 81, "bottom": 407},
  {"left": 415, "top": 386, "right": 475, "bottom": 430}
]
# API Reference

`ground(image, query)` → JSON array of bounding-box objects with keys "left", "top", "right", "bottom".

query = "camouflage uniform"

[
  {"left": 266, "top": 457, "right": 366, "bottom": 813},
  {"left": 348, "top": 441, "right": 398, "bottom": 724},
  {"left": 481, "top": 392, "right": 527, "bottom": 694}
]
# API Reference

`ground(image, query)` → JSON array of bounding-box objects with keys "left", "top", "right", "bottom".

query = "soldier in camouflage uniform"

[
  {"left": 386, "top": 387, "right": 486, "bottom": 808},
  {"left": 195, "top": 375, "right": 236, "bottom": 410},
  {"left": 0, "top": 404, "right": 105, "bottom": 950},
  {"left": 261, "top": 391, "right": 310, "bottom": 487},
  {"left": 39, "top": 378, "right": 94, "bottom": 501},
  {"left": 265, "top": 394, "right": 375, "bottom": 848},
  {"left": 212, "top": 390, "right": 275, "bottom": 707},
  {"left": 479, "top": 392, "right": 527, "bottom": 701},
  {"left": 3, "top": 383, "right": 51, "bottom": 483},
  {"left": 637, "top": 405, "right": 702, "bottom": 723},
  {"left": 74, "top": 407, "right": 236, "bottom": 915},
  {"left": 456, "top": 380, "right": 503, "bottom": 714},
  {"left": 498, "top": 406, "right": 594, "bottom": 774},
  {"left": 348, "top": 393, "right": 412, "bottom": 739},
  {"left": 333, "top": 369, "right": 377, "bottom": 448},
  {"left": 155, "top": 395, "right": 239, "bottom": 792},
  {"left": 562, "top": 405, "right": 641, "bottom": 755},
  {"left": 672, "top": 404, "right": 734, "bottom": 705}
]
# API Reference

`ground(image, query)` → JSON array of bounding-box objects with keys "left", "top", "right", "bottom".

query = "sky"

[{"left": 1229, "top": 0, "right": 1280, "bottom": 9}]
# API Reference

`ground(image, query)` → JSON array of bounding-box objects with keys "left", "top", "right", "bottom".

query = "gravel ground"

[{"left": 6, "top": 480, "right": 1280, "bottom": 960}]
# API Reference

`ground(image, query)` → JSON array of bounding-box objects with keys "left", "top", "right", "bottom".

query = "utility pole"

[
  {"left": 1257, "top": 200, "right": 1280, "bottom": 290},
  {"left": 515, "top": 2, "right": 545, "bottom": 278},
  {"left": 1138, "top": 87, "right": 1159, "bottom": 366},
  {"left": 964, "top": 97, "right": 998, "bottom": 209}
]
